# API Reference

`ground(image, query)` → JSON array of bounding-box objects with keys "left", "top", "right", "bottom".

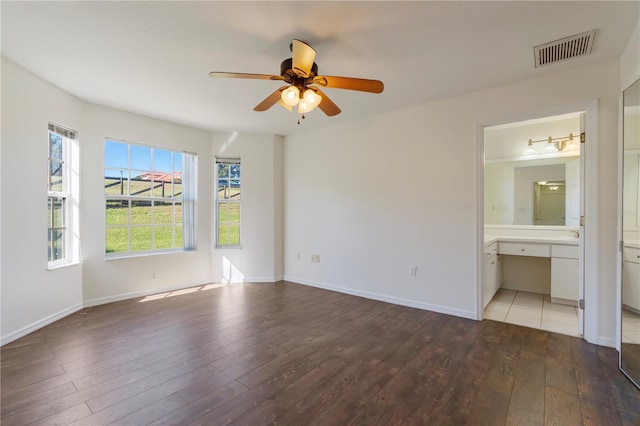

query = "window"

[
  {"left": 104, "top": 140, "right": 197, "bottom": 256},
  {"left": 216, "top": 157, "right": 241, "bottom": 247},
  {"left": 48, "top": 123, "right": 76, "bottom": 265}
]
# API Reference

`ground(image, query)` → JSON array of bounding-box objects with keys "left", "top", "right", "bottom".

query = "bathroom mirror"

[
  {"left": 484, "top": 114, "right": 581, "bottom": 226},
  {"left": 533, "top": 180, "right": 566, "bottom": 225},
  {"left": 620, "top": 77, "right": 640, "bottom": 389},
  {"left": 485, "top": 158, "right": 580, "bottom": 226}
]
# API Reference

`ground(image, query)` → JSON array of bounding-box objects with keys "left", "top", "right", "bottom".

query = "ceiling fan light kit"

[
  {"left": 281, "top": 86, "right": 300, "bottom": 107},
  {"left": 209, "top": 39, "right": 384, "bottom": 123}
]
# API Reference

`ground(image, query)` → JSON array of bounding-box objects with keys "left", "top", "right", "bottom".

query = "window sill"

[
  {"left": 105, "top": 248, "right": 190, "bottom": 261},
  {"left": 215, "top": 245, "right": 243, "bottom": 250},
  {"left": 48, "top": 260, "right": 81, "bottom": 271}
]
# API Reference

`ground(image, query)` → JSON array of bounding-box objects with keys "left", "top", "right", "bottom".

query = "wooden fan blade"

[
  {"left": 254, "top": 87, "right": 288, "bottom": 111},
  {"left": 292, "top": 39, "right": 316, "bottom": 78},
  {"left": 210, "top": 71, "right": 283, "bottom": 81},
  {"left": 308, "top": 87, "right": 341, "bottom": 116},
  {"left": 313, "top": 75, "right": 384, "bottom": 93}
]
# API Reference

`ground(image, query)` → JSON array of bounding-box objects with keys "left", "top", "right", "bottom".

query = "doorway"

[{"left": 481, "top": 111, "right": 585, "bottom": 337}]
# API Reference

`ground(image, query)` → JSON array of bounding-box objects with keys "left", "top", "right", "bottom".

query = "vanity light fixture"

[
  {"left": 523, "top": 133, "right": 578, "bottom": 155},
  {"left": 562, "top": 133, "right": 578, "bottom": 151},
  {"left": 523, "top": 139, "right": 537, "bottom": 155},
  {"left": 544, "top": 136, "right": 559, "bottom": 153}
]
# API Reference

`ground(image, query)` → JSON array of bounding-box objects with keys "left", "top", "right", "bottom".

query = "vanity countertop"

[{"left": 484, "top": 235, "right": 579, "bottom": 247}]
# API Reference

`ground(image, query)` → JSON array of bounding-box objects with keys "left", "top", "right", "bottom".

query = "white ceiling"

[{"left": 2, "top": 1, "right": 638, "bottom": 136}]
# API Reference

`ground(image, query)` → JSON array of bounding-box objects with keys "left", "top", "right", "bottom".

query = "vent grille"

[{"left": 534, "top": 29, "right": 597, "bottom": 68}]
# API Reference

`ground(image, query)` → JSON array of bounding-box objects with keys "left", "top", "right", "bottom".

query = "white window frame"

[
  {"left": 48, "top": 123, "right": 76, "bottom": 267},
  {"left": 215, "top": 157, "right": 241, "bottom": 248},
  {"left": 104, "top": 139, "right": 197, "bottom": 258}
]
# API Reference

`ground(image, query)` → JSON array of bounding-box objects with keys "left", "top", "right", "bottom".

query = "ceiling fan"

[{"left": 209, "top": 39, "right": 384, "bottom": 120}]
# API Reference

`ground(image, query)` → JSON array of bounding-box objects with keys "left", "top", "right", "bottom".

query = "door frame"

[{"left": 476, "top": 99, "right": 599, "bottom": 344}]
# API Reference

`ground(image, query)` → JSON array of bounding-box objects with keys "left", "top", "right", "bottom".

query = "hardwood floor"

[{"left": 1, "top": 281, "right": 639, "bottom": 425}]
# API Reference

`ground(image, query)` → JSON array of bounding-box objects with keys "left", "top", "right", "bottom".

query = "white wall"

[
  {"left": 484, "top": 162, "right": 515, "bottom": 224},
  {"left": 621, "top": 18, "right": 640, "bottom": 92},
  {"left": 1, "top": 58, "right": 285, "bottom": 343},
  {"left": 81, "top": 111, "right": 284, "bottom": 305},
  {"left": 81, "top": 104, "right": 214, "bottom": 305},
  {"left": 1, "top": 59, "right": 84, "bottom": 343},
  {"left": 284, "top": 60, "right": 621, "bottom": 344},
  {"left": 284, "top": 98, "right": 485, "bottom": 319},
  {"left": 210, "top": 132, "right": 284, "bottom": 283},
  {"left": 273, "top": 136, "right": 285, "bottom": 279}
]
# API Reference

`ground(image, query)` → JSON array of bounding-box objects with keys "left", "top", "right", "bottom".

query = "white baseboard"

[
  {"left": 86, "top": 277, "right": 284, "bottom": 307},
  {"left": 244, "top": 276, "right": 283, "bottom": 283},
  {"left": 216, "top": 276, "right": 283, "bottom": 284},
  {"left": 3, "top": 277, "right": 617, "bottom": 349},
  {"left": 284, "top": 276, "right": 477, "bottom": 320},
  {"left": 1, "top": 303, "right": 83, "bottom": 346},
  {"left": 2, "top": 278, "right": 288, "bottom": 346},
  {"left": 83, "top": 281, "right": 214, "bottom": 307}
]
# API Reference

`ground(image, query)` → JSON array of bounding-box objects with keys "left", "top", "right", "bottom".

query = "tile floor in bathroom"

[{"left": 484, "top": 288, "right": 580, "bottom": 337}]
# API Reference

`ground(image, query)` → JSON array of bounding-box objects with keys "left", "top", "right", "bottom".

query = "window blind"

[
  {"left": 48, "top": 122, "right": 77, "bottom": 139},
  {"left": 215, "top": 157, "right": 241, "bottom": 165}
]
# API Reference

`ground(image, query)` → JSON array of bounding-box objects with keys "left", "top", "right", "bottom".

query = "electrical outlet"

[
  {"left": 316, "top": 254, "right": 320, "bottom": 263},
  {"left": 409, "top": 266, "right": 417, "bottom": 276},
  {"left": 296, "top": 252, "right": 300, "bottom": 260},
  {"left": 311, "top": 254, "right": 321, "bottom": 263},
  {"left": 152, "top": 270, "right": 157, "bottom": 279}
]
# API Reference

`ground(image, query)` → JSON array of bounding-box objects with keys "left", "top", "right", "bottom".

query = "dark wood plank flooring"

[{"left": 1, "top": 281, "right": 639, "bottom": 425}]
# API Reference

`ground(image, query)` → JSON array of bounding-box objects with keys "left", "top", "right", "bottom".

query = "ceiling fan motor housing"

[{"left": 280, "top": 58, "right": 318, "bottom": 85}]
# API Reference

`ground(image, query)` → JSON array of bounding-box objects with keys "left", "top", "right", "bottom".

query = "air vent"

[{"left": 533, "top": 29, "right": 597, "bottom": 68}]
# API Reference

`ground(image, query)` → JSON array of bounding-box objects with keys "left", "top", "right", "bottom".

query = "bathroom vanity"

[{"left": 483, "top": 226, "right": 580, "bottom": 309}]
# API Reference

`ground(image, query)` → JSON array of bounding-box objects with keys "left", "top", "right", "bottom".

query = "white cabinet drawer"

[
  {"left": 551, "top": 244, "right": 579, "bottom": 259},
  {"left": 498, "top": 242, "right": 550, "bottom": 258},
  {"left": 623, "top": 247, "right": 640, "bottom": 264}
]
